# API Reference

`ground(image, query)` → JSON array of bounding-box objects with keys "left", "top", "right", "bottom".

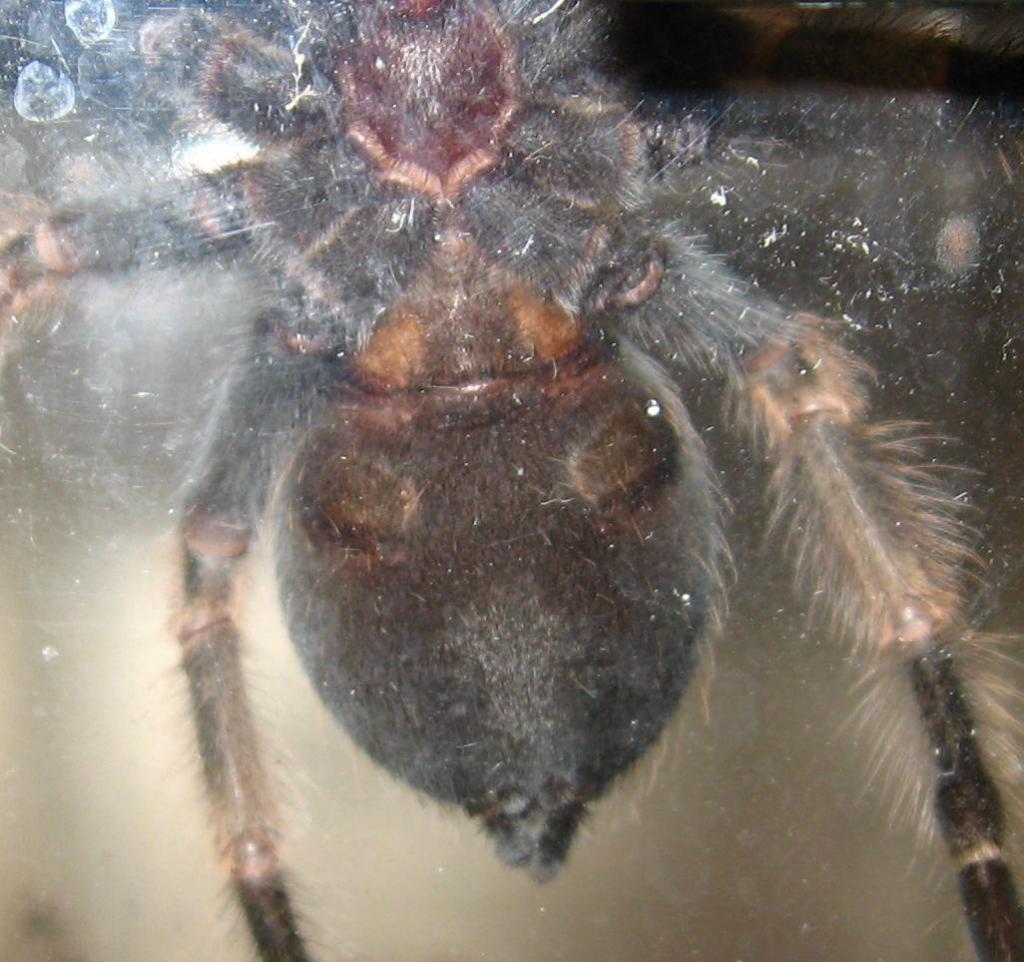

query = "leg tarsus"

[
  {"left": 232, "top": 832, "right": 315, "bottom": 962},
  {"left": 178, "top": 519, "right": 318, "bottom": 962},
  {"left": 960, "top": 860, "right": 1024, "bottom": 962},
  {"left": 910, "top": 646, "right": 1024, "bottom": 962}
]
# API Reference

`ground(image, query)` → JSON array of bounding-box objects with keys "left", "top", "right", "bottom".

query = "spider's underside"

[{"left": 1, "top": 2, "right": 1024, "bottom": 961}]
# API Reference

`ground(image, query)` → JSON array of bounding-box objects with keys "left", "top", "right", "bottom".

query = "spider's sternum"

[{"left": 351, "top": 231, "right": 589, "bottom": 392}]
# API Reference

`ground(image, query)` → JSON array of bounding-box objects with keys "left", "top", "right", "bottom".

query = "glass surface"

[{"left": 1, "top": 4, "right": 1022, "bottom": 961}]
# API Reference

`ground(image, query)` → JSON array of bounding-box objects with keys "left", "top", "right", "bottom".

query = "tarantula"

[{"left": 1, "top": 1, "right": 1023, "bottom": 960}]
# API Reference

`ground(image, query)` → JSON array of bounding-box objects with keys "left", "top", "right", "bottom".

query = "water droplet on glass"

[
  {"left": 65, "top": 0, "right": 117, "bottom": 45},
  {"left": 13, "top": 61, "right": 76, "bottom": 122}
]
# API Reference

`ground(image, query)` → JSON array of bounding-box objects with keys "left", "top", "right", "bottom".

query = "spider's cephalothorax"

[{"left": 3, "top": 2, "right": 1023, "bottom": 961}]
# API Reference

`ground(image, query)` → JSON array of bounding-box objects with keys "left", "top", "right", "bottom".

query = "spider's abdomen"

[{"left": 274, "top": 346, "right": 720, "bottom": 876}]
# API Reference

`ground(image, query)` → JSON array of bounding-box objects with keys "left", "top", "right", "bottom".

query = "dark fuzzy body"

[{"left": 276, "top": 350, "right": 716, "bottom": 872}]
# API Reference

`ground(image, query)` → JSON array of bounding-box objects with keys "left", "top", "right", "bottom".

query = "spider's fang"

[{"left": 339, "top": 0, "right": 518, "bottom": 200}]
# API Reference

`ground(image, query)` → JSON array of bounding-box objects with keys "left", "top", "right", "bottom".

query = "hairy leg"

[
  {"left": 739, "top": 314, "right": 1024, "bottom": 962},
  {"left": 174, "top": 335, "right": 330, "bottom": 962}
]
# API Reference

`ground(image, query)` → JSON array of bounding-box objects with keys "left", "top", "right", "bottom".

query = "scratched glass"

[{"left": 1, "top": 4, "right": 1022, "bottom": 962}]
